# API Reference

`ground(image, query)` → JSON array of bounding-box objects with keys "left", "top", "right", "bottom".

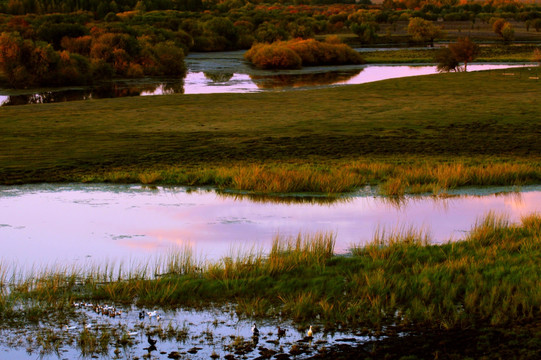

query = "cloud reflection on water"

[{"left": 0, "top": 185, "right": 539, "bottom": 273}]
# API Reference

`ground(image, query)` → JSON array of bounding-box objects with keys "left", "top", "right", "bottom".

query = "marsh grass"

[
  {"left": 2, "top": 215, "right": 541, "bottom": 331},
  {"left": 138, "top": 171, "right": 162, "bottom": 185},
  {"left": 74, "top": 160, "right": 541, "bottom": 196},
  {"left": 267, "top": 232, "right": 335, "bottom": 272}
]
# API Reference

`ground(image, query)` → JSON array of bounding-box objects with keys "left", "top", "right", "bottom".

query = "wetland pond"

[
  {"left": 0, "top": 48, "right": 532, "bottom": 105},
  {"left": 1, "top": 184, "right": 541, "bottom": 359},
  {"left": 2, "top": 184, "right": 541, "bottom": 272}
]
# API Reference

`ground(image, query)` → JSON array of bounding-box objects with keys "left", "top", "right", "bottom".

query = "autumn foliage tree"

[
  {"left": 435, "top": 48, "right": 459, "bottom": 72},
  {"left": 0, "top": 32, "right": 57, "bottom": 86},
  {"left": 436, "top": 37, "right": 479, "bottom": 72},
  {"left": 492, "top": 17, "right": 515, "bottom": 43},
  {"left": 449, "top": 37, "right": 479, "bottom": 71},
  {"left": 407, "top": 17, "right": 442, "bottom": 47}
]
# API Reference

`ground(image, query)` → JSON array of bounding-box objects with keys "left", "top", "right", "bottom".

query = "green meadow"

[{"left": 1, "top": 67, "right": 540, "bottom": 195}]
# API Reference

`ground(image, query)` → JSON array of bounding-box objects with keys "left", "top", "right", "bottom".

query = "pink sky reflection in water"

[{"left": 0, "top": 185, "right": 539, "bottom": 271}]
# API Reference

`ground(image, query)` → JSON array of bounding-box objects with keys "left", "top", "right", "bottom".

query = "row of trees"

[
  {"left": 1, "top": 0, "right": 540, "bottom": 22},
  {"left": 2, "top": 5, "right": 535, "bottom": 55}
]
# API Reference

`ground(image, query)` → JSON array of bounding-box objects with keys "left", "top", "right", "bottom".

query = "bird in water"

[
  {"left": 277, "top": 326, "right": 286, "bottom": 338},
  {"left": 147, "top": 334, "right": 157, "bottom": 346},
  {"left": 307, "top": 325, "right": 313, "bottom": 338},
  {"left": 251, "top": 323, "right": 260, "bottom": 337},
  {"left": 147, "top": 310, "right": 158, "bottom": 319},
  {"left": 138, "top": 310, "right": 145, "bottom": 320}
]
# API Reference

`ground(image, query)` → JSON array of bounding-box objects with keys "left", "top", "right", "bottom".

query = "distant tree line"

[
  {"left": 1, "top": 0, "right": 540, "bottom": 21},
  {"left": 1, "top": 0, "right": 540, "bottom": 88}
]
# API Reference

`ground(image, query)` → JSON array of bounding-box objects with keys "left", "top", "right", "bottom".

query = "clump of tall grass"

[
  {"left": 267, "top": 232, "right": 335, "bottom": 273},
  {"left": 138, "top": 171, "right": 162, "bottom": 185},
  {"left": 466, "top": 211, "right": 511, "bottom": 246},
  {"left": 35, "top": 328, "right": 63, "bottom": 357},
  {"left": 206, "top": 244, "right": 264, "bottom": 280},
  {"left": 379, "top": 177, "right": 408, "bottom": 196},
  {"left": 77, "top": 328, "right": 110, "bottom": 357},
  {"left": 156, "top": 245, "right": 204, "bottom": 276},
  {"left": 351, "top": 224, "right": 431, "bottom": 261},
  {"left": 205, "top": 232, "right": 335, "bottom": 280},
  {"left": 227, "top": 164, "right": 363, "bottom": 193}
]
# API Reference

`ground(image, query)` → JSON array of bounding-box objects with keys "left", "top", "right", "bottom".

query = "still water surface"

[{"left": 1, "top": 184, "right": 540, "bottom": 272}]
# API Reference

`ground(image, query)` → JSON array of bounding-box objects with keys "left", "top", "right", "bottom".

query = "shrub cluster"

[{"left": 244, "top": 38, "right": 364, "bottom": 69}]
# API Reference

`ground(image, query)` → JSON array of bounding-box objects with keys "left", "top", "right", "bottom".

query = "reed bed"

[
  {"left": 2, "top": 215, "right": 541, "bottom": 332},
  {"left": 77, "top": 160, "right": 541, "bottom": 196}
]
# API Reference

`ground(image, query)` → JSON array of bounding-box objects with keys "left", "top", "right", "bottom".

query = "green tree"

[
  {"left": 501, "top": 22, "right": 515, "bottom": 44},
  {"left": 204, "top": 17, "right": 238, "bottom": 49},
  {"left": 407, "top": 17, "right": 442, "bottom": 47},
  {"left": 350, "top": 22, "right": 378, "bottom": 44},
  {"left": 153, "top": 41, "right": 186, "bottom": 75},
  {"left": 255, "top": 22, "right": 288, "bottom": 44}
]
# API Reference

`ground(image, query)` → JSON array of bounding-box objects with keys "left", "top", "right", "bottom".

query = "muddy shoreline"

[{"left": 308, "top": 321, "right": 541, "bottom": 360}]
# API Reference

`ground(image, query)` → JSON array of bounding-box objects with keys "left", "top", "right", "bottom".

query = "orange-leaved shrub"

[
  {"left": 244, "top": 42, "right": 302, "bottom": 69},
  {"left": 244, "top": 38, "right": 364, "bottom": 69}
]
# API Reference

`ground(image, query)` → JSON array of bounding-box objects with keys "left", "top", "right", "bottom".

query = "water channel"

[{"left": 0, "top": 48, "right": 532, "bottom": 105}]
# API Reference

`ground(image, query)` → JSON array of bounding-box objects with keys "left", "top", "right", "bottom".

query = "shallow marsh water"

[
  {"left": 0, "top": 302, "right": 377, "bottom": 360},
  {"left": 0, "top": 47, "right": 531, "bottom": 105},
  {"left": 1, "top": 184, "right": 540, "bottom": 273}
]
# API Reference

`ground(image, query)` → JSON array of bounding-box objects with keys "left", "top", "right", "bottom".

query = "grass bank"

[
  {"left": 1, "top": 67, "right": 540, "bottom": 195},
  {"left": 2, "top": 213, "right": 541, "bottom": 332},
  {"left": 81, "top": 160, "right": 541, "bottom": 196}
]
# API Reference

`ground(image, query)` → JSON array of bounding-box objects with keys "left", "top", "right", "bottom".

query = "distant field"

[
  {"left": 363, "top": 44, "right": 540, "bottom": 63},
  {"left": 350, "top": 20, "right": 541, "bottom": 45},
  {"left": 0, "top": 67, "right": 540, "bottom": 190}
]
